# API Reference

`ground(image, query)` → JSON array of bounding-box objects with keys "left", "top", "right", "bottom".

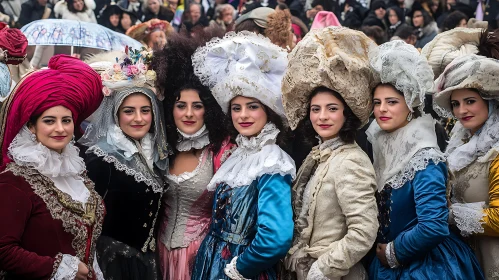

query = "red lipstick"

[{"left": 239, "top": 122, "right": 253, "bottom": 127}]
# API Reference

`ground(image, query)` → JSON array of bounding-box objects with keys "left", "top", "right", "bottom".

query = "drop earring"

[{"left": 406, "top": 112, "right": 413, "bottom": 122}]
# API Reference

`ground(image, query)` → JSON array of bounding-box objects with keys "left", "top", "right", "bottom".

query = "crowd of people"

[{"left": 1, "top": 0, "right": 499, "bottom": 279}]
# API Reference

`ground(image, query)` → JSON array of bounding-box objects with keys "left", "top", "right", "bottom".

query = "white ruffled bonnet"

[
  {"left": 369, "top": 40, "right": 434, "bottom": 112},
  {"left": 192, "top": 31, "right": 288, "bottom": 118}
]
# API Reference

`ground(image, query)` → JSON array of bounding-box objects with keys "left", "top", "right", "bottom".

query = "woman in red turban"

[{"left": 0, "top": 55, "right": 105, "bottom": 280}]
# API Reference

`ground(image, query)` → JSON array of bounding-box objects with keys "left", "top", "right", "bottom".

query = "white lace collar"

[
  {"left": 106, "top": 125, "right": 154, "bottom": 167},
  {"left": 446, "top": 107, "right": 499, "bottom": 172},
  {"left": 176, "top": 124, "right": 210, "bottom": 152},
  {"left": 317, "top": 136, "right": 345, "bottom": 152},
  {"left": 367, "top": 114, "right": 445, "bottom": 191},
  {"left": 8, "top": 126, "right": 85, "bottom": 178},
  {"left": 206, "top": 122, "right": 296, "bottom": 190}
]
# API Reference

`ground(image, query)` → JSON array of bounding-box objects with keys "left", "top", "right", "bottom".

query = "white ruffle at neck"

[
  {"left": 8, "top": 126, "right": 89, "bottom": 204},
  {"left": 206, "top": 122, "right": 296, "bottom": 191},
  {"left": 176, "top": 124, "right": 210, "bottom": 152},
  {"left": 106, "top": 125, "right": 154, "bottom": 170},
  {"left": 446, "top": 107, "right": 499, "bottom": 172}
]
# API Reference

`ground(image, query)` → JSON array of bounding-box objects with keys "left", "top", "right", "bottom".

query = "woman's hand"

[
  {"left": 75, "top": 262, "right": 89, "bottom": 280},
  {"left": 376, "top": 243, "right": 389, "bottom": 267}
]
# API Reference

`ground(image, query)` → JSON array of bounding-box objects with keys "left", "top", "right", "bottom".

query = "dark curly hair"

[
  {"left": 152, "top": 32, "right": 228, "bottom": 165},
  {"left": 225, "top": 100, "right": 291, "bottom": 152},
  {"left": 298, "top": 87, "right": 362, "bottom": 147}
]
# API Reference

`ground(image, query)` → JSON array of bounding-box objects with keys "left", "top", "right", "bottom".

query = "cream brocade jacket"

[{"left": 286, "top": 143, "right": 379, "bottom": 279}]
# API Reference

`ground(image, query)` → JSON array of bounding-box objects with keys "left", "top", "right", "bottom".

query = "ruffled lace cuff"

[
  {"left": 306, "top": 261, "right": 331, "bottom": 280},
  {"left": 224, "top": 256, "right": 249, "bottom": 280},
  {"left": 385, "top": 241, "right": 400, "bottom": 269},
  {"left": 450, "top": 202, "right": 486, "bottom": 237},
  {"left": 50, "top": 254, "right": 79, "bottom": 280},
  {"left": 93, "top": 252, "right": 104, "bottom": 280}
]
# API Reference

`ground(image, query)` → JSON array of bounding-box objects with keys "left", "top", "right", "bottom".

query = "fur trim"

[
  {"left": 422, "top": 21, "right": 438, "bottom": 36},
  {"left": 264, "top": 9, "right": 293, "bottom": 50},
  {"left": 54, "top": 0, "right": 96, "bottom": 22}
]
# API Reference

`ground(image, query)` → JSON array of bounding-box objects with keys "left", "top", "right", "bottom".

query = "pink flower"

[
  {"left": 125, "top": 66, "right": 133, "bottom": 77},
  {"left": 102, "top": 86, "right": 112, "bottom": 96},
  {"left": 113, "top": 63, "right": 121, "bottom": 73},
  {"left": 130, "top": 65, "right": 140, "bottom": 75},
  {"left": 137, "top": 63, "right": 147, "bottom": 74},
  {"left": 101, "top": 72, "right": 111, "bottom": 81}
]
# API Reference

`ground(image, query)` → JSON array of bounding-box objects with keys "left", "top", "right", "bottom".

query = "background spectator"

[
  {"left": 361, "top": 25, "right": 387, "bottom": 44},
  {"left": 411, "top": 3, "right": 438, "bottom": 48},
  {"left": 305, "top": 0, "right": 340, "bottom": 25},
  {"left": 101, "top": 4, "right": 123, "bottom": 31},
  {"left": 209, "top": 3, "right": 235, "bottom": 32},
  {"left": 392, "top": 24, "right": 417, "bottom": 45},
  {"left": 120, "top": 9, "right": 137, "bottom": 32},
  {"left": 441, "top": 10, "right": 467, "bottom": 31},
  {"left": 142, "top": 0, "right": 174, "bottom": 22},
  {"left": 118, "top": 0, "right": 143, "bottom": 20},
  {"left": 181, "top": 3, "right": 208, "bottom": 34},
  {"left": 54, "top": 0, "right": 97, "bottom": 22},
  {"left": 340, "top": 0, "right": 369, "bottom": 29},
  {"left": 386, "top": 6, "right": 409, "bottom": 39},
  {"left": 362, "top": 0, "right": 387, "bottom": 30},
  {"left": 18, "top": 0, "right": 55, "bottom": 27}
]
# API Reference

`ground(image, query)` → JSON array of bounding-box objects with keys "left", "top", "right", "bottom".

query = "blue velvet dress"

[
  {"left": 192, "top": 173, "right": 294, "bottom": 280},
  {"left": 369, "top": 161, "right": 485, "bottom": 280}
]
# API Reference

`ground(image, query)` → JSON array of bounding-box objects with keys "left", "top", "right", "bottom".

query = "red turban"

[
  {"left": 0, "top": 55, "right": 103, "bottom": 167},
  {"left": 0, "top": 22, "right": 28, "bottom": 65}
]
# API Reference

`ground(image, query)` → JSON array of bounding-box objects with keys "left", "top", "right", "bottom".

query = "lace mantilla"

[
  {"left": 176, "top": 124, "right": 210, "bottom": 152},
  {"left": 8, "top": 126, "right": 85, "bottom": 177},
  {"left": 207, "top": 122, "right": 296, "bottom": 190},
  {"left": 50, "top": 254, "right": 79, "bottom": 280},
  {"left": 450, "top": 201, "right": 486, "bottom": 237},
  {"left": 306, "top": 261, "right": 329, "bottom": 280},
  {"left": 224, "top": 257, "right": 249, "bottom": 280}
]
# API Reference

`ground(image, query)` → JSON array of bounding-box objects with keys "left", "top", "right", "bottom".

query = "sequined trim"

[
  {"left": 386, "top": 241, "right": 400, "bottom": 268},
  {"left": 6, "top": 163, "right": 105, "bottom": 276}
]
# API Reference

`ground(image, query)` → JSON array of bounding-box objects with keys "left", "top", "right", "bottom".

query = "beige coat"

[{"left": 286, "top": 143, "right": 379, "bottom": 279}]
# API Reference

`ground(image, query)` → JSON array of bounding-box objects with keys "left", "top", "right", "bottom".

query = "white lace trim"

[
  {"left": 176, "top": 124, "right": 210, "bottom": 152},
  {"left": 385, "top": 241, "right": 400, "bottom": 268},
  {"left": 224, "top": 256, "right": 249, "bottom": 280},
  {"left": 50, "top": 254, "right": 79, "bottom": 280},
  {"left": 446, "top": 107, "right": 499, "bottom": 172},
  {"left": 87, "top": 145, "right": 164, "bottom": 193},
  {"left": 207, "top": 123, "right": 296, "bottom": 190},
  {"left": 8, "top": 126, "right": 85, "bottom": 177},
  {"left": 106, "top": 125, "right": 154, "bottom": 159},
  {"left": 92, "top": 252, "right": 104, "bottom": 280},
  {"left": 318, "top": 137, "right": 345, "bottom": 152},
  {"left": 367, "top": 114, "right": 443, "bottom": 192},
  {"left": 450, "top": 202, "right": 486, "bottom": 237},
  {"left": 307, "top": 261, "right": 329, "bottom": 280},
  {"left": 386, "top": 148, "right": 446, "bottom": 190}
]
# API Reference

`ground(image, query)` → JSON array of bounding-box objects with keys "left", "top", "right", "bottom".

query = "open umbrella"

[{"left": 21, "top": 19, "right": 143, "bottom": 53}]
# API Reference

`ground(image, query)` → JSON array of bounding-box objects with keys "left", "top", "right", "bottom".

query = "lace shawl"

[
  {"left": 446, "top": 107, "right": 499, "bottom": 172},
  {"left": 206, "top": 122, "right": 296, "bottom": 191},
  {"left": 367, "top": 114, "right": 445, "bottom": 191},
  {"left": 176, "top": 124, "right": 210, "bottom": 152}
]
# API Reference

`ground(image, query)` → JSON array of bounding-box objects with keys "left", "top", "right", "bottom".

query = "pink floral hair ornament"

[{"left": 89, "top": 46, "right": 161, "bottom": 100}]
